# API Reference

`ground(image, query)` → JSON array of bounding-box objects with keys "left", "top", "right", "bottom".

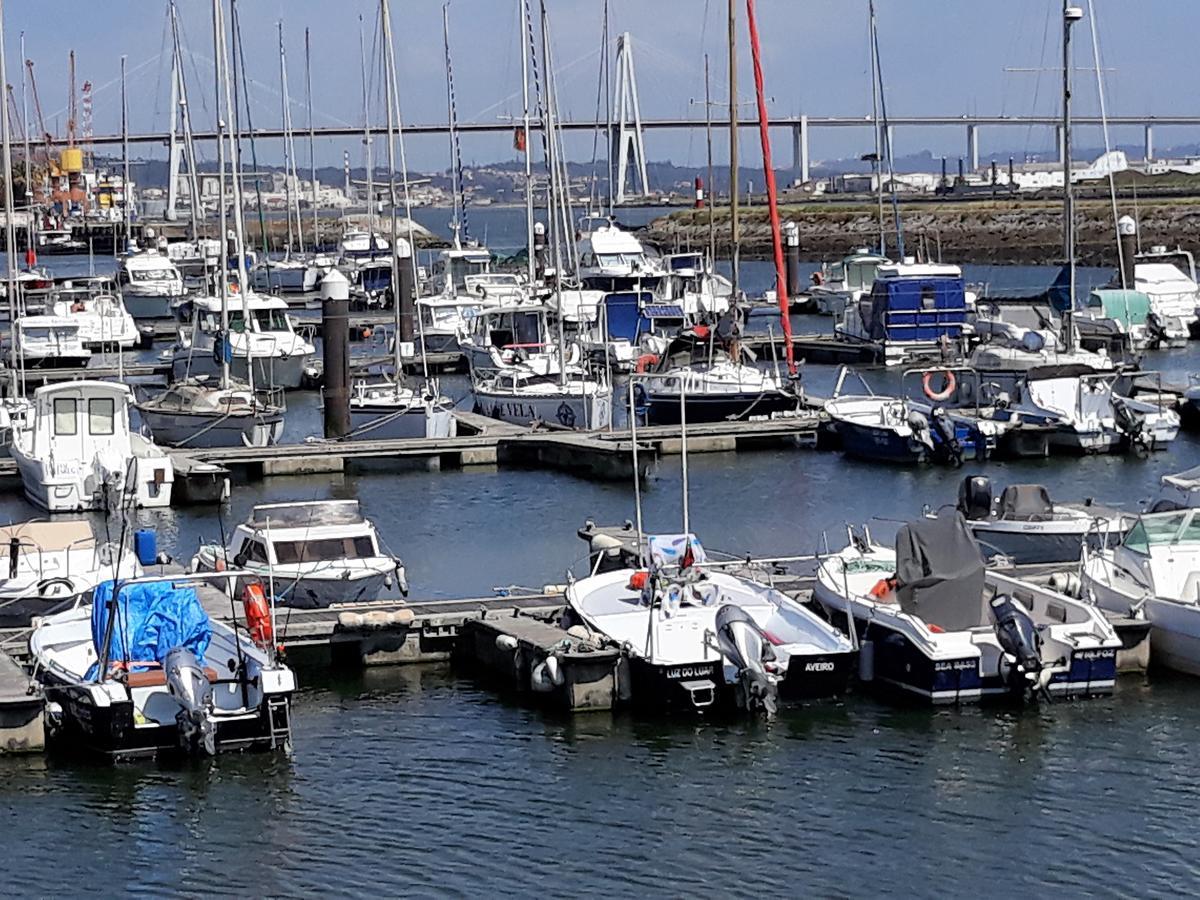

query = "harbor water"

[{"left": 3, "top": 210, "right": 1200, "bottom": 895}]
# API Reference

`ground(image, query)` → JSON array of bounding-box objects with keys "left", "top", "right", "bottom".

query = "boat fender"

[
  {"left": 496, "top": 634, "right": 519, "bottom": 652},
  {"left": 868, "top": 577, "right": 897, "bottom": 602},
  {"left": 363, "top": 610, "right": 391, "bottom": 629},
  {"left": 922, "top": 369, "right": 956, "bottom": 402},
  {"left": 337, "top": 611, "right": 364, "bottom": 629},
  {"left": 387, "top": 609, "right": 415, "bottom": 627},
  {"left": 530, "top": 660, "right": 555, "bottom": 692},
  {"left": 634, "top": 353, "right": 660, "bottom": 373},
  {"left": 811, "top": 270, "right": 825, "bottom": 286},
  {"left": 858, "top": 640, "right": 875, "bottom": 682},
  {"left": 544, "top": 654, "right": 565, "bottom": 687},
  {"left": 395, "top": 564, "right": 409, "bottom": 597},
  {"left": 242, "top": 581, "right": 274, "bottom": 650}
]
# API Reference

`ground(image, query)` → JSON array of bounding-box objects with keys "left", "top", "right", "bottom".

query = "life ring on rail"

[
  {"left": 922, "top": 369, "right": 956, "bottom": 402},
  {"left": 242, "top": 581, "right": 274, "bottom": 650},
  {"left": 635, "top": 353, "right": 659, "bottom": 373}
]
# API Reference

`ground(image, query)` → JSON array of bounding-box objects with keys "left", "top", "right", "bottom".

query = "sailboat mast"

[
  {"left": 277, "top": 23, "right": 296, "bottom": 256},
  {"left": 170, "top": 1, "right": 201, "bottom": 241},
  {"left": 1063, "top": 1, "right": 1080, "bottom": 348},
  {"left": 19, "top": 29, "right": 28, "bottom": 208},
  {"left": 305, "top": 28, "right": 318, "bottom": 252},
  {"left": 443, "top": 4, "right": 464, "bottom": 248},
  {"left": 727, "top": 0, "right": 739, "bottom": 297},
  {"left": 359, "top": 16, "right": 374, "bottom": 239},
  {"left": 704, "top": 53, "right": 715, "bottom": 266},
  {"left": 520, "top": 0, "right": 535, "bottom": 288},
  {"left": 745, "top": 0, "right": 795, "bottom": 376},
  {"left": 869, "top": 0, "right": 884, "bottom": 255},
  {"left": 211, "top": 0, "right": 230, "bottom": 389},
  {"left": 120, "top": 56, "right": 130, "bottom": 249},
  {"left": 539, "top": 0, "right": 567, "bottom": 389},
  {"left": 1, "top": 1, "right": 19, "bottom": 394},
  {"left": 380, "top": 0, "right": 401, "bottom": 377}
]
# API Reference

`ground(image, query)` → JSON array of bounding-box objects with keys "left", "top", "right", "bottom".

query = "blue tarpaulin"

[{"left": 89, "top": 580, "right": 212, "bottom": 680}]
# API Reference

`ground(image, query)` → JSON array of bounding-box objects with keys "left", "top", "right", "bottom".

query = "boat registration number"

[{"left": 666, "top": 664, "right": 716, "bottom": 680}]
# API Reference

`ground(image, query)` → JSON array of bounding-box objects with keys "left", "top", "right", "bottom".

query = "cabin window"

[
  {"left": 252, "top": 309, "right": 291, "bottom": 332},
  {"left": 227, "top": 312, "right": 247, "bottom": 334},
  {"left": 88, "top": 398, "right": 115, "bottom": 436},
  {"left": 53, "top": 398, "right": 77, "bottom": 436},
  {"left": 273, "top": 536, "right": 376, "bottom": 564}
]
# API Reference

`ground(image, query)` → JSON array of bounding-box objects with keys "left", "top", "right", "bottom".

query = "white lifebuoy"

[{"left": 923, "top": 369, "right": 957, "bottom": 402}]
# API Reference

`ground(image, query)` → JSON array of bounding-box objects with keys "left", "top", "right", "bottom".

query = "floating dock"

[{"left": 0, "top": 647, "right": 43, "bottom": 753}]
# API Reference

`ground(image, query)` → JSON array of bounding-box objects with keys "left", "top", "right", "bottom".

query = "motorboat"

[
  {"left": 348, "top": 379, "right": 457, "bottom": 440},
  {"left": 116, "top": 248, "right": 186, "bottom": 319},
  {"left": 657, "top": 252, "right": 732, "bottom": 318},
  {"left": 472, "top": 363, "right": 612, "bottom": 430},
  {"left": 166, "top": 238, "right": 222, "bottom": 285},
  {"left": 10, "top": 381, "right": 174, "bottom": 512},
  {"left": 835, "top": 260, "right": 972, "bottom": 365},
  {"left": 169, "top": 293, "right": 316, "bottom": 389},
  {"left": 416, "top": 296, "right": 485, "bottom": 355},
  {"left": 0, "top": 519, "right": 141, "bottom": 628},
  {"left": 29, "top": 572, "right": 295, "bottom": 758},
  {"left": 636, "top": 328, "right": 801, "bottom": 426},
  {"left": 136, "top": 378, "right": 285, "bottom": 449},
  {"left": 250, "top": 255, "right": 328, "bottom": 295},
  {"left": 813, "top": 513, "right": 1121, "bottom": 703},
  {"left": 1081, "top": 508, "right": 1200, "bottom": 676},
  {"left": 45, "top": 288, "right": 141, "bottom": 350},
  {"left": 10, "top": 316, "right": 93, "bottom": 369},
  {"left": 970, "top": 302, "right": 1115, "bottom": 373},
  {"left": 1153, "top": 467, "right": 1200, "bottom": 511},
  {"left": 192, "top": 500, "right": 406, "bottom": 608},
  {"left": 823, "top": 367, "right": 984, "bottom": 465},
  {"left": 337, "top": 228, "right": 390, "bottom": 264},
  {"left": 576, "top": 219, "right": 666, "bottom": 294},
  {"left": 810, "top": 248, "right": 890, "bottom": 317},
  {"left": 1074, "top": 289, "right": 1154, "bottom": 351},
  {"left": 564, "top": 533, "right": 856, "bottom": 714},
  {"left": 1133, "top": 246, "right": 1199, "bottom": 345},
  {"left": 948, "top": 475, "right": 1130, "bottom": 565}
]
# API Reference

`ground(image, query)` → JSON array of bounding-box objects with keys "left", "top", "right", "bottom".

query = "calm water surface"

[{"left": 1, "top": 216, "right": 1199, "bottom": 896}]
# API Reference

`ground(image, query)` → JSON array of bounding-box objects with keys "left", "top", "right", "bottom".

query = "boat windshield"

[
  {"left": 597, "top": 252, "right": 642, "bottom": 268},
  {"left": 1123, "top": 512, "right": 1200, "bottom": 554},
  {"left": 273, "top": 535, "right": 377, "bottom": 564},
  {"left": 252, "top": 308, "right": 292, "bottom": 332},
  {"left": 130, "top": 268, "right": 176, "bottom": 282}
]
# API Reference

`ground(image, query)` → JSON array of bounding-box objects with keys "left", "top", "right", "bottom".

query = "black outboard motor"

[
  {"left": 989, "top": 593, "right": 1044, "bottom": 697},
  {"left": 929, "top": 408, "right": 964, "bottom": 467},
  {"left": 1112, "top": 398, "right": 1149, "bottom": 453},
  {"left": 957, "top": 475, "right": 992, "bottom": 520},
  {"left": 714, "top": 605, "right": 779, "bottom": 718}
]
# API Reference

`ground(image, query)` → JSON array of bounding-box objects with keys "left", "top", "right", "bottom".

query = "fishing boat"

[
  {"left": 116, "top": 248, "right": 186, "bottom": 319},
  {"left": 948, "top": 475, "right": 1129, "bottom": 564},
  {"left": 169, "top": 293, "right": 316, "bottom": 389},
  {"left": 813, "top": 513, "right": 1121, "bottom": 703},
  {"left": 1082, "top": 508, "right": 1200, "bottom": 676},
  {"left": 192, "top": 500, "right": 406, "bottom": 608},
  {"left": 11, "top": 316, "right": 93, "bottom": 369},
  {"left": 136, "top": 378, "right": 285, "bottom": 449},
  {"left": 10, "top": 381, "right": 174, "bottom": 512},
  {"left": 810, "top": 248, "right": 890, "bottom": 317},
  {"left": 637, "top": 328, "right": 800, "bottom": 426},
  {"left": 29, "top": 572, "right": 294, "bottom": 758},
  {"left": 0, "top": 519, "right": 141, "bottom": 628},
  {"left": 565, "top": 533, "right": 856, "bottom": 714}
]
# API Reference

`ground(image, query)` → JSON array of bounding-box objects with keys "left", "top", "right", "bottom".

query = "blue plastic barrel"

[{"left": 134, "top": 530, "right": 158, "bottom": 567}]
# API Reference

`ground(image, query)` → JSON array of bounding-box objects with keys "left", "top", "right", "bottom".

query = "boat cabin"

[{"left": 230, "top": 500, "right": 384, "bottom": 569}]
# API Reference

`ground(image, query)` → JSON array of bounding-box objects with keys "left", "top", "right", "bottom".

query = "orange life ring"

[
  {"left": 869, "top": 577, "right": 897, "bottom": 602},
  {"left": 634, "top": 353, "right": 660, "bottom": 373},
  {"left": 922, "top": 369, "right": 956, "bottom": 402},
  {"left": 242, "top": 581, "right": 274, "bottom": 650}
]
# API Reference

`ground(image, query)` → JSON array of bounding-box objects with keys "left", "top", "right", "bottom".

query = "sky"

[{"left": 2, "top": 0, "right": 1194, "bottom": 173}]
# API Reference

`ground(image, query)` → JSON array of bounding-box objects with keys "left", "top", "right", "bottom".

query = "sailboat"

[{"left": 346, "top": 1, "right": 456, "bottom": 442}]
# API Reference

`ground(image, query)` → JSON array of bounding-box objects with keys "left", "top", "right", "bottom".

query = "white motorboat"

[
  {"left": 10, "top": 381, "right": 174, "bottom": 512},
  {"left": 416, "top": 296, "right": 485, "bottom": 355},
  {"left": 970, "top": 303, "right": 1114, "bottom": 373},
  {"left": 576, "top": 219, "right": 666, "bottom": 294},
  {"left": 170, "top": 292, "right": 316, "bottom": 389},
  {"left": 1133, "top": 246, "right": 1200, "bottom": 345},
  {"left": 166, "top": 238, "right": 222, "bottom": 284},
  {"left": 116, "top": 248, "right": 186, "bottom": 319},
  {"left": 11, "top": 316, "right": 93, "bottom": 369},
  {"left": 46, "top": 289, "right": 141, "bottom": 350},
  {"left": 472, "top": 363, "right": 612, "bottom": 430},
  {"left": 136, "top": 378, "right": 285, "bottom": 449},
  {"left": 813, "top": 514, "right": 1121, "bottom": 703},
  {"left": 0, "top": 519, "right": 141, "bottom": 628},
  {"left": 658, "top": 252, "right": 732, "bottom": 318},
  {"left": 949, "top": 475, "right": 1130, "bottom": 564},
  {"left": 348, "top": 379, "right": 457, "bottom": 440},
  {"left": 1154, "top": 466, "right": 1200, "bottom": 511},
  {"left": 1082, "top": 508, "right": 1200, "bottom": 676},
  {"left": 565, "top": 533, "right": 856, "bottom": 714},
  {"left": 337, "top": 228, "right": 390, "bottom": 264},
  {"left": 29, "top": 572, "right": 294, "bottom": 758},
  {"left": 810, "top": 248, "right": 889, "bottom": 317},
  {"left": 192, "top": 500, "right": 406, "bottom": 608}
]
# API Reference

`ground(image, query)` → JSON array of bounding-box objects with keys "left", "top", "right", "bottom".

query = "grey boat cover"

[
  {"left": 998, "top": 484, "right": 1054, "bottom": 521},
  {"left": 894, "top": 511, "right": 988, "bottom": 632}
]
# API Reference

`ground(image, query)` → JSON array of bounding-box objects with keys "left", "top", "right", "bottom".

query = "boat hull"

[
  {"left": 474, "top": 389, "right": 611, "bottom": 430},
  {"left": 833, "top": 419, "right": 926, "bottom": 464},
  {"left": 172, "top": 351, "right": 311, "bottom": 390},
  {"left": 348, "top": 404, "right": 457, "bottom": 440},
  {"left": 641, "top": 391, "right": 799, "bottom": 426},
  {"left": 966, "top": 521, "right": 1119, "bottom": 565},
  {"left": 122, "top": 293, "right": 179, "bottom": 320},
  {"left": 138, "top": 408, "right": 284, "bottom": 449},
  {"left": 274, "top": 571, "right": 391, "bottom": 608}
]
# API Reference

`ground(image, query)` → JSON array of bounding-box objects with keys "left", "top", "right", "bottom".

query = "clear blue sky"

[{"left": 4, "top": 0, "right": 1191, "bottom": 172}]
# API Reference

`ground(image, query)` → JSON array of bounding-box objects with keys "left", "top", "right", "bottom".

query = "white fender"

[{"left": 496, "top": 634, "right": 519, "bottom": 652}]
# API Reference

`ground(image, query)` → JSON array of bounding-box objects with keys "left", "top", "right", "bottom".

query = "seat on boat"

[
  {"left": 123, "top": 666, "right": 220, "bottom": 689},
  {"left": 998, "top": 484, "right": 1054, "bottom": 521},
  {"left": 894, "top": 511, "right": 989, "bottom": 632}
]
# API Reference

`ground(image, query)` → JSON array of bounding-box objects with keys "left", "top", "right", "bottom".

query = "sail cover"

[{"left": 90, "top": 580, "right": 212, "bottom": 678}]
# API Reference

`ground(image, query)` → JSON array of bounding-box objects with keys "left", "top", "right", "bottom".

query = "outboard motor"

[
  {"left": 1146, "top": 311, "right": 1168, "bottom": 349},
  {"left": 714, "top": 605, "right": 779, "bottom": 718},
  {"left": 957, "top": 475, "right": 993, "bottom": 520},
  {"left": 1112, "top": 398, "right": 1150, "bottom": 454},
  {"left": 929, "top": 408, "right": 964, "bottom": 467},
  {"left": 988, "top": 593, "right": 1045, "bottom": 698},
  {"left": 165, "top": 646, "right": 216, "bottom": 755}
]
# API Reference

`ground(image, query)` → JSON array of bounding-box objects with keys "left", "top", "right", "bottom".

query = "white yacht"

[
  {"left": 337, "top": 228, "right": 390, "bottom": 264},
  {"left": 10, "top": 381, "right": 174, "bottom": 512},
  {"left": 1082, "top": 509, "right": 1200, "bottom": 676},
  {"left": 415, "top": 296, "right": 485, "bottom": 355},
  {"left": 0, "top": 519, "right": 141, "bottom": 628},
  {"left": 46, "top": 289, "right": 141, "bottom": 350},
  {"left": 576, "top": 219, "right": 666, "bottom": 294},
  {"left": 1133, "top": 246, "right": 1200, "bottom": 345},
  {"left": 658, "top": 252, "right": 732, "bottom": 318},
  {"left": 29, "top": 573, "right": 294, "bottom": 758},
  {"left": 166, "top": 238, "right": 222, "bottom": 284},
  {"left": 11, "top": 316, "right": 92, "bottom": 369},
  {"left": 1154, "top": 467, "right": 1200, "bottom": 511},
  {"left": 116, "top": 248, "right": 186, "bottom": 319},
  {"left": 192, "top": 500, "right": 406, "bottom": 608},
  {"left": 170, "top": 293, "right": 316, "bottom": 389}
]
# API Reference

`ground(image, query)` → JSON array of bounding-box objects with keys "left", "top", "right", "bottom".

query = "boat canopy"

[
  {"left": 863, "top": 268, "right": 968, "bottom": 343},
  {"left": 894, "top": 512, "right": 987, "bottom": 631},
  {"left": 1084, "top": 289, "right": 1151, "bottom": 327},
  {"left": 89, "top": 579, "right": 212, "bottom": 677}
]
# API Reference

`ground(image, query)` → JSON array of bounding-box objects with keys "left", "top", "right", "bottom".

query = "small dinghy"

[
  {"left": 947, "top": 475, "right": 1130, "bottom": 565},
  {"left": 813, "top": 512, "right": 1120, "bottom": 703},
  {"left": 565, "top": 533, "right": 856, "bottom": 715},
  {"left": 192, "top": 500, "right": 405, "bottom": 608},
  {"left": 29, "top": 572, "right": 294, "bottom": 759}
]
